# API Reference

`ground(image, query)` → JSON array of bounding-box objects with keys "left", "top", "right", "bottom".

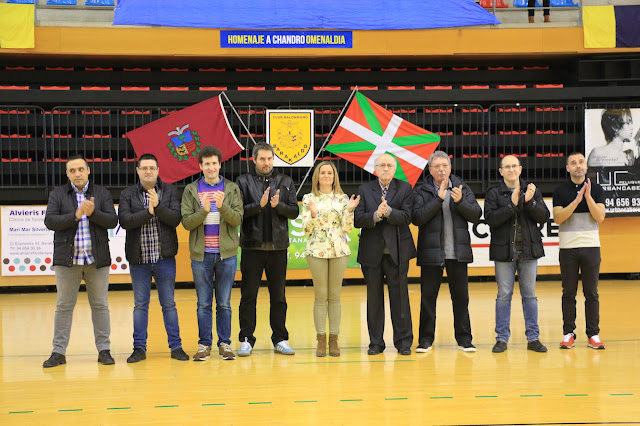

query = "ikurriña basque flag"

[
  {"left": 583, "top": 5, "right": 640, "bottom": 48},
  {"left": 326, "top": 92, "right": 440, "bottom": 188}
]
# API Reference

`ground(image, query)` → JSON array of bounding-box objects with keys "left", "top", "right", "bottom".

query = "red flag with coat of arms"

[
  {"left": 326, "top": 92, "right": 440, "bottom": 187},
  {"left": 126, "top": 95, "right": 244, "bottom": 183}
]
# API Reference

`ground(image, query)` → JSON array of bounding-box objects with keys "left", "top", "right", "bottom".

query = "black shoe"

[
  {"left": 367, "top": 346, "right": 383, "bottom": 355},
  {"left": 43, "top": 352, "right": 66, "bottom": 368},
  {"left": 416, "top": 342, "right": 433, "bottom": 353},
  {"left": 458, "top": 342, "right": 477, "bottom": 352},
  {"left": 398, "top": 348, "right": 411, "bottom": 356},
  {"left": 527, "top": 340, "right": 548, "bottom": 353},
  {"left": 492, "top": 341, "right": 508, "bottom": 353},
  {"left": 171, "top": 348, "right": 189, "bottom": 361},
  {"left": 127, "top": 348, "right": 146, "bottom": 363},
  {"left": 98, "top": 350, "right": 115, "bottom": 365}
]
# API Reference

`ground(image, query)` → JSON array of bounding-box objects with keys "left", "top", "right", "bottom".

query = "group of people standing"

[{"left": 41, "top": 144, "right": 606, "bottom": 368}]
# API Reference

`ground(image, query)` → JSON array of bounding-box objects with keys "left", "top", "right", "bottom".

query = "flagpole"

[
  {"left": 295, "top": 87, "right": 359, "bottom": 196},
  {"left": 220, "top": 92, "right": 257, "bottom": 173}
]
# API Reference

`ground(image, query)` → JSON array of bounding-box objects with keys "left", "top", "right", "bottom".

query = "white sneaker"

[
  {"left": 274, "top": 340, "right": 295, "bottom": 355},
  {"left": 238, "top": 338, "right": 252, "bottom": 357}
]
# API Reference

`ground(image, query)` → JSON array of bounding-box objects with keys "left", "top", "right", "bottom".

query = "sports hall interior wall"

[{"left": 1, "top": 22, "right": 639, "bottom": 285}]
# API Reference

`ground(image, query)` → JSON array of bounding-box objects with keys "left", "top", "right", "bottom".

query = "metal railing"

[{"left": 2, "top": 101, "right": 639, "bottom": 202}]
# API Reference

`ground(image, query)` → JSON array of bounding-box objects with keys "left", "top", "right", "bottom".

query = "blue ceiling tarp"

[{"left": 112, "top": 0, "right": 500, "bottom": 30}]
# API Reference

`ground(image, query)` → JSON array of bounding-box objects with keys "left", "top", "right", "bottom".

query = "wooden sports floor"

[{"left": 1, "top": 279, "right": 639, "bottom": 425}]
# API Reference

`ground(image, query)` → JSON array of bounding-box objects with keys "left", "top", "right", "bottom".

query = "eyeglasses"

[
  {"left": 500, "top": 165, "right": 520, "bottom": 170},
  {"left": 375, "top": 163, "right": 396, "bottom": 169},
  {"left": 139, "top": 166, "right": 158, "bottom": 172}
]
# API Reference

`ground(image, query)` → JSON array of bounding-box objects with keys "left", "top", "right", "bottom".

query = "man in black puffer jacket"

[
  {"left": 485, "top": 155, "right": 549, "bottom": 354},
  {"left": 412, "top": 150, "right": 481, "bottom": 353}
]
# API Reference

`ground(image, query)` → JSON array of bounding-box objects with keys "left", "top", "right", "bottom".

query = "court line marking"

[{"left": 8, "top": 392, "right": 638, "bottom": 414}]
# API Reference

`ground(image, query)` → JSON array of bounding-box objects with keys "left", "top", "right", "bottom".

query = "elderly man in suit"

[{"left": 354, "top": 153, "right": 416, "bottom": 356}]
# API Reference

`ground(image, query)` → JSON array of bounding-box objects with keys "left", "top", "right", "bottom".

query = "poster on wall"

[
  {"left": 1, "top": 206, "right": 129, "bottom": 276},
  {"left": 585, "top": 108, "right": 640, "bottom": 216},
  {"left": 266, "top": 109, "right": 314, "bottom": 167}
]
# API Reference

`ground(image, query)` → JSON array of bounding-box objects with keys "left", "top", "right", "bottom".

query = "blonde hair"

[{"left": 311, "top": 161, "right": 344, "bottom": 196}]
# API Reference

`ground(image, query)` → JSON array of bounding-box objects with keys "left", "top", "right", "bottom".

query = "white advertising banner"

[
  {"left": 1, "top": 206, "right": 129, "bottom": 276},
  {"left": 585, "top": 108, "right": 640, "bottom": 216}
]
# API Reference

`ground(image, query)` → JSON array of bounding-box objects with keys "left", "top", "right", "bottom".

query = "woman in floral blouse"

[{"left": 302, "top": 161, "right": 360, "bottom": 357}]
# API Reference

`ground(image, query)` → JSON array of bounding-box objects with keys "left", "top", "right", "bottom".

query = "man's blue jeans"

[
  {"left": 494, "top": 258, "right": 540, "bottom": 343},
  {"left": 130, "top": 257, "right": 182, "bottom": 350},
  {"left": 192, "top": 253, "right": 237, "bottom": 347}
]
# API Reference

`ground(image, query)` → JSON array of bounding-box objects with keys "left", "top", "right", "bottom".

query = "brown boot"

[
  {"left": 528, "top": 16, "right": 535, "bottom": 23},
  {"left": 544, "top": 15, "right": 551, "bottom": 23},
  {"left": 329, "top": 334, "right": 340, "bottom": 357},
  {"left": 316, "top": 334, "right": 326, "bottom": 357}
]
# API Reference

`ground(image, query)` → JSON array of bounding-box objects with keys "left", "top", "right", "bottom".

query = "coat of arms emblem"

[{"left": 167, "top": 124, "right": 201, "bottom": 161}]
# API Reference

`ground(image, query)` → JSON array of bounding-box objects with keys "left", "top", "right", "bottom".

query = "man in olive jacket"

[
  {"left": 182, "top": 145, "right": 244, "bottom": 361},
  {"left": 484, "top": 155, "right": 549, "bottom": 353},
  {"left": 43, "top": 154, "right": 118, "bottom": 368},
  {"left": 412, "top": 150, "right": 481, "bottom": 353}
]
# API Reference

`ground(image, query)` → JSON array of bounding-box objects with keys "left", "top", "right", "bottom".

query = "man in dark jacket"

[
  {"left": 355, "top": 153, "right": 416, "bottom": 356},
  {"left": 43, "top": 154, "right": 118, "bottom": 368},
  {"left": 412, "top": 150, "right": 481, "bottom": 352},
  {"left": 235, "top": 142, "right": 299, "bottom": 356},
  {"left": 118, "top": 153, "right": 189, "bottom": 363},
  {"left": 484, "top": 155, "right": 549, "bottom": 353}
]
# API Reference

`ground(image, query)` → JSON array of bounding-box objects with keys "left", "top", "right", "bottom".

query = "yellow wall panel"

[{"left": 3, "top": 26, "right": 640, "bottom": 58}]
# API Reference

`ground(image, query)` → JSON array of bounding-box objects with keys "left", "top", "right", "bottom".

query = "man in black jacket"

[
  {"left": 412, "top": 150, "right": 481, "bottom": 353},
  {"left": 118, "top": 153, "right": 189, "bottom": 363},
  {"left": 354, "top": 153, "right": 416, "bottom": 356},
  {"left": 43, "top": 154, "right": 118, "bottom": 368},
  {"left": 484, "top": 155, "right": 549, "bottom": 353},
  {"left": 235, "top": 142, "right": 299, "bottom": 356}
]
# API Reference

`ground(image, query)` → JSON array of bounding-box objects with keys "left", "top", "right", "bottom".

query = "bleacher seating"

[{"left": 0, "top": 58, "right": 638, "bottom": 202}]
